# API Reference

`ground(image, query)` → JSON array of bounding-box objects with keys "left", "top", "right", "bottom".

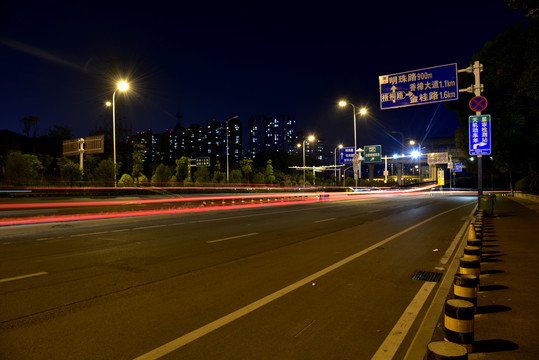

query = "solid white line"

[
  {"left": 132, "top": 202, "right": 471, "bottom": 360},
  {"left": 0, "top": 271, "right": 48, "bottom": 283},
  {"left": 133, "top": 225, "right": 166, "bottom": 230},
  {"left": 207, "top": 232, "right": 259, "bottom": 244},
  {"left": 72, "top": 231, "right": 109, "bottom": 237},
  {"left": 314, "top": 218, "right": 336, "bottom": 223},
  {"left": 371, "top": 282, "right": 436, "bottom": 359}
]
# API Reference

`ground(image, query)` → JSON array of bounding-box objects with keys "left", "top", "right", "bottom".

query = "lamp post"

[
  {"left": 298, "top": 135, "right": 315, "bottom": 186},
  {"left": 339, "top": 101, "right": 367, "bottom": 188},
  {"left": 108, "top": 81, "right": 129, "bottom": 187},
  {"left": 225, "top": 115, "right": 239, "bottom": 183},
  {"left": 334, "top": 144, "right": 343, "bottom": 185}
]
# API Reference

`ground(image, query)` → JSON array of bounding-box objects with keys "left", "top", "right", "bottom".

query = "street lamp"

[
  {"left": 334, "top": 144, "right": 343, "bottom": 185},
  {"left": 108, "top": 80, "right": 129, "bottom": 187},
  {"left": 298, "top": 135, "right": 315, "bottom": 186},
  {"left": 339, "top": 100, "right": 367, "bottom": 187},
  {"left": 225, "top": 115, "right": 239, "bottom": 183}
]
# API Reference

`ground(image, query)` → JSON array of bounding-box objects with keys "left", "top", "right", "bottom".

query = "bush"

[{"left": 118, "top": 174, "right": 134, "bottom": 187}]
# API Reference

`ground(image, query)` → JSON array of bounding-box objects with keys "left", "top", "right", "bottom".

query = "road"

[{"left": 0, "top": 194, "right": 476, "bottom": 359}]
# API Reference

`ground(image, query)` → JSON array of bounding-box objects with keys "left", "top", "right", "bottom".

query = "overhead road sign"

[
  {"left": 379, "top": 63, "right": 458, "bottom": 110},
  {"left": 62, "top": 139, "right": 80, "bottom": 156},
  {"left": 339, "top": 147, "right": 355, "bottom": 164},
  {"left": 469, "top": 115, "right": 491, "bottom": 156},
  {"left": 84, "top": 135, "right": 104, "bottom": 154},
  {"left": 469, "top": 96, "right": 487, "bottom": 112},
  {"left": 427, "top": 152, "right": 449, "bottom": 165},
  {"left": 364, "top": 145, "right": 382, "bottom": 163}
]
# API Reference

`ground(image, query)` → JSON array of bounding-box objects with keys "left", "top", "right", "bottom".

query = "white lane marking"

[
  {"left": 132, "top": 202, "right": 471, "bottom": 360},
  {"left": 133, "top": 225, "right": 166, "bottom": 230},
  {"left": 0, "top": 272, "right": 48, "bottom": 283},
  {"left": 111, "top": 229, "right": 131, "bottom": 233},
  {"left": 72, "top": 231, "right": 109, "bottom": 237},
  {"left": 371, "top": 282, "right": 436, "bottom": 359},
  {"left": 439, "top": 212, "right": 470, "bottom": 265},
  {"left": 97, "top": 237, "right": 127, "bottom": 242},
  {"left": 207, "top": 232, "right": 259, "bottom": 244},
  {"left": 314, "top": 218, "right": 336, "bottom": 223}
]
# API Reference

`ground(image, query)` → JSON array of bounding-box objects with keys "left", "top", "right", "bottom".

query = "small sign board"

[
  {"left": 437, "top": 168, "right": 445, "bottom": 186},
  {"left": 339, "top": 147, "right": 355, "bottom": 164},
  {"left": 364, "top": 145, "right": 382, "bottom": 163},
  {"left": 452, "top": 163, "right": 463, "bottom": 172},
  {"left": 196, "top": 157, "right": 211, "bottom": 167},
  {"left": 427, "top": 152, "right": 449, "bottom": 165},
  {"left": 469, "top": 96, "right": 487, "bottom": 112},
  {"left": 469, "top": 115, "right": 491, "bottom": 155},
  {"left": 379, "top": 63, "right": 458, "bottom": 110}
]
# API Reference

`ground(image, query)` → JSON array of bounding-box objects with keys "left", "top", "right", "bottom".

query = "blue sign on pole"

[
  {"left": 379, "top": 63, "right": 458, "bottom": 110},
  {"left": 469, "top": 115, "right": 491, "bottom": 156},
  {"left": 452, "top": 163, "right": 463, "bottom": 172},
  {"left": 339, "top": 147, "right": 355, "bottom": 164}
]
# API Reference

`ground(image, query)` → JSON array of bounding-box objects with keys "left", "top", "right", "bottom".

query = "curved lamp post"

[
  {"left": 297, "top": 135, "right": 315, "bottom": 186},
  {"left": 226, "top": 115, "right": 239, "bottom": 183},
  {"left": 338, "top": 100, "right": 367, "bottom": 187},
  {"left": 107, "top": 81, "right": 129, "bottom": 187}
]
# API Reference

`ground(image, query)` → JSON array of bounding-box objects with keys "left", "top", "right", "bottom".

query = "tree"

[
  {"left": 230, "top": 169, "right": 242, "bottom": 184},
  {"left": 58, "top": 157, "right": 82, "bottom": 187},
  {"left": 3, "top": 152, "right": 42, "bottom": 184},
  {"left": 175, "top": 156, "right": 190, "bottom": 182},
  {"left": 132, "top": 143, "right": 146, "bottom": 186},
  {"left": 95, "top": 159, "right": 116, "bottom": 185},
  {"left": 20, "top": 116, "right": 39, "bottom": 138},
  {"left": 265, "top": 160, "right": 276, "bottom": 184},
  {"left": 505, "top": 0, "right": 539, "bottom": 18},
  {"left": 193, "top": 167, "right": 210, "bottom": 184},
  {"left": 240, "top": 159, "right": 253, "bottom": 184},
  {"left": 151, "top": 164, "right": 172, "bottom": 185}
]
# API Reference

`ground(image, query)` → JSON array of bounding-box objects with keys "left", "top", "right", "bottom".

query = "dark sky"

[{"left": 0, "top": 0, "right": 527, "bottom": 155}]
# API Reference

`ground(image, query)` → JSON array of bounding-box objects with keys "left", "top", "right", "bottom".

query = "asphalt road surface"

[{"left": 0, "top": 194, "right": 476, "bottom": 359}]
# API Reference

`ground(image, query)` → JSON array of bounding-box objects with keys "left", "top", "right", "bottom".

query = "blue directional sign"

[
  {"left": 379, "top": 63, "right": 458, "bottom": 110},
  {"left": 452, "top": 163, "right": 463, "bottom": 172},
  {"left": 339, "top": 147, "right": 355, "bottom": 164},
  {"left": 469, "top": 115, "right": 491, "bottom": 156}
]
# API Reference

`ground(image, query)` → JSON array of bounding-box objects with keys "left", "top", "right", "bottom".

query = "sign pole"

[{"left": 472, "top": 61, "right": 483, "bottom": 197}]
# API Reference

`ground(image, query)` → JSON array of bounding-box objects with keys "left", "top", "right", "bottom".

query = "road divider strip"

[{"left": 133, "top": 202, "right": 473, "bottom": 360}]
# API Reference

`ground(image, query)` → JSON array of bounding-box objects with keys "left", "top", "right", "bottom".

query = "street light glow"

[
  {"left": 308, "top": 135, "right": 315, "bottom": 142},
  {"left": 359, "top": 108, "right": 367, "bottom": 115},
  {"left": 338, "top": 100, "right": 347, "bottom": 107},
  {"left": 118, "top": 81, "right": 129, "bottom": 91},
  {"left": 105, "top": 101, "right": 112, "bottom": 107},
  {"left": 411, "top": 150, "right": 420, "bottom": 158}
]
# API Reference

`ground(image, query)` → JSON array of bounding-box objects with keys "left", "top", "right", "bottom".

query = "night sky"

[{"left": 0, "top": 0, "right": 527, "bottom": 155}]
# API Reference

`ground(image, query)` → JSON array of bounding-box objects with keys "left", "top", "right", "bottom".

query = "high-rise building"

[{"left": 247, "top": 115, "right": 297, "bottom": 159}]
